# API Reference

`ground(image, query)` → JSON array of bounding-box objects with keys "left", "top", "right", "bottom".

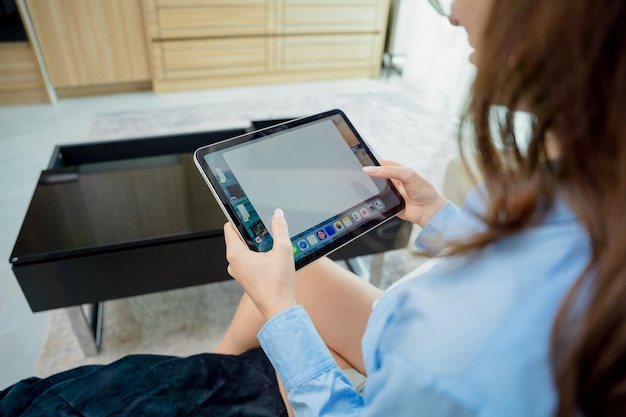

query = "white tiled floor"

[{"left": 0, "top": 76, "right": 420, "bottom": 389}]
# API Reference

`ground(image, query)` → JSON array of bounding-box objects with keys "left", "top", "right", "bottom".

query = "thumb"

[
  {"left": 271, "top": 208, "right": 292, "bottom": 252},
  {"left": 364, "top": 164, "right": 414, "bottom": 183}
]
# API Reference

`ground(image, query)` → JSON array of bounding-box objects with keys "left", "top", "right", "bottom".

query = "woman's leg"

[
  {"left": 213, "top": 257, "right": 382, "bottom": 374},
  {"left": 213, "top": 290, "right": 265, "bottom": 355}
]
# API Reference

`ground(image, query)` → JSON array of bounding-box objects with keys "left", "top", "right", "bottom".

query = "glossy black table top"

[
  {"left": 8, "top": 124, "right": 266, "bottom": 266},
  {"left": 10, "top": 153, "right": 227, "bottom": 265}
]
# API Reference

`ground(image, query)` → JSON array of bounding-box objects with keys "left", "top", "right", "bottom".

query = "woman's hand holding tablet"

[
  {"left": 223, "top": 208, "right": 297, "bottom": 319},
  {"left": 363, "top": 160, "right": 447, "bottom": 228}
]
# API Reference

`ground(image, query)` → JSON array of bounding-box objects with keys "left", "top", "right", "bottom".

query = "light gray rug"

[{"left": 37, "top": 81, "right": 463, "bottom": 377}]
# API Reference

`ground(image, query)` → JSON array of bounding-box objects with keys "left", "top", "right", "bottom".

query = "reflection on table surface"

[{"left": 12, "top": 153, "right": 226, "bottom": 262}]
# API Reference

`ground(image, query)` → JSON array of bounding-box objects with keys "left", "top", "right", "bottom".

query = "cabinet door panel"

[
  {"left": 280, "top": 0, "right": 387, "bottom": 34},
  {"left": 277, "top": 34, "right": 381, "bottom": 71},
  {"left": 157, "top": 0, "right": 266, "bottom": 6},
  {"left": 26, "top": 0, "right": 149, "bottom": 87},
  {"left": 160, "top": 7, "right": 267, "bottom": 38},
  {"left": 154, "top": 38, "right": 268, "bottom": 79},
  {"left": 145, "top": 0, "right": 268, "bottom": 39}
]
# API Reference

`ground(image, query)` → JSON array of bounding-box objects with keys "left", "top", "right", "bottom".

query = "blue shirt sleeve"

[
  {"left": 258, "top": 306, "right": 477, "bottom": 417},
  {"left": 257, "top": 306, "right": 363, "bottom": 416},
  {"left": 415, "top": 186, "right": 488, "bottom": 255},
  {"left": 414, "top": 200, "right": 460, "bottom": 254}
]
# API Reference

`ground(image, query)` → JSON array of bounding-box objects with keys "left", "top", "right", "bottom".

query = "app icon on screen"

[
  {"left": 368, "top": 204, "right": 376, "bottom": 212},
  {"left": 342, "top": 216, "right": 353, "bottom": 227},
  {"left": 317, "top": 230, "right": 327, "bottom": 240},
  {"left": 325, "top": 225, "right": 336, "bottom": 236},
  {"left": 292, "top": 244, "right": 299, "bottom": 255},
  {"left": 237, "top": 204, "right": 250, "bottom": 222},
  {"left": 250, "top": 220, "right": 268, "bottom": 244},
  {"left": 307, "top": 234, "right": 318, "bottom": 246},
  {"left": 227, "top": 184, "right": 245, "bottom": 202},
  {"left": 360, "top": 207, "right": 370, "bottom": 217},
  {"left": 374, "top": 199, "right": 385, "bottom": 210},
  {"left": 334, "top": 221, "right": 344, "bottom": 231},
  {"left": 352, "top": 212, "right": 361, "bottom": 221},
  {"left": 214, "top": 167, "right": 226, "bottom": 183},
  {"left": 298, "top": 240, "right": 309, "bottom": 250}
]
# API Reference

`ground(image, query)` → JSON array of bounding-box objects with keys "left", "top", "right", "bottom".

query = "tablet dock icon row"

[{"left": 293, "top": 199, "right": 385, "bottom": 254}]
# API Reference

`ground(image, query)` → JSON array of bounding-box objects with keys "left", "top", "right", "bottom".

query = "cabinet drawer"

[
  {"left": 157, "top": 0, "right": 266, "bottom": 5},
  {"left": 144, "top": 0, "right": 268, "bottom": 39},
  {"left": 280, "top": 0, "right": 388, "bottom": 34},
  {"left": 153, "top": 38, "right": 268, "bottom": 80},
  {"left": 277, "top": 34, "right": 382, "bottom": 71}
]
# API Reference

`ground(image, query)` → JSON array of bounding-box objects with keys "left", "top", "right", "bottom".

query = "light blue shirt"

[{"left": 258, "top": 187, "right": 590, "bottom": 416}]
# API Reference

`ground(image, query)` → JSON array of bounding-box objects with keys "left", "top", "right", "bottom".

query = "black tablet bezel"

[{"left": 193, "top": 109, "right": 405, "bottom": 270}]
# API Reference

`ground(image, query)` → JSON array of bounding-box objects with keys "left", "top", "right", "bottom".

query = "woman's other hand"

[
  {"left": 223, "top": 208, "right": 297, "bottom": 320},
  {"left": 364, "top": 160, "right": 447, "bottom": 228}
]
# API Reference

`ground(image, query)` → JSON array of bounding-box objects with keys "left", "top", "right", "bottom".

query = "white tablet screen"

[
  {"left": 194, "top": 109, "right": 405, "bottom": 270},
  {"left": 222, "top": 119, "right": 380, "bottom": 237}
]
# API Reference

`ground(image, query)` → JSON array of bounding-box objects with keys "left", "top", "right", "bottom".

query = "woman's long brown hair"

[{"left": 455, "top": 1, "right": 626, "bottom": 415}]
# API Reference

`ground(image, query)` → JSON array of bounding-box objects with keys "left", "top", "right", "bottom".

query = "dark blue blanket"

[{"left": 0, "top": 349, "right": 287, "bottom": 417}]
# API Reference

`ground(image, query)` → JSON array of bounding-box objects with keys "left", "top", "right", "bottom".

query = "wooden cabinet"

[
  {"left": 25, "top": 0, "right": 150, "bottom": 96},
  {"left": 19, "top": 0, "right": 389, "bottom": 97},
  {"left": 0, "top": 43, "right": 49, "bottom": 105},
  {"left": 143, "top": 0, "right": 390, "bottom": 93}
]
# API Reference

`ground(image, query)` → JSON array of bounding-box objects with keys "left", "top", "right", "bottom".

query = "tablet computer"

[{"left": 193, "top": 109, "right": 405, "bottom": 270}]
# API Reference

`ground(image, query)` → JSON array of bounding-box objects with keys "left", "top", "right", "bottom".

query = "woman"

[{"left": 216, "top": 0, "right": 626, "bottom": 416}]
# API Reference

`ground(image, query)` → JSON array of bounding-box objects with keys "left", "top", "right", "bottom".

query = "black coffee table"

[{"left": 9, "top": 121, "right": 411, "bottom": 355}]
